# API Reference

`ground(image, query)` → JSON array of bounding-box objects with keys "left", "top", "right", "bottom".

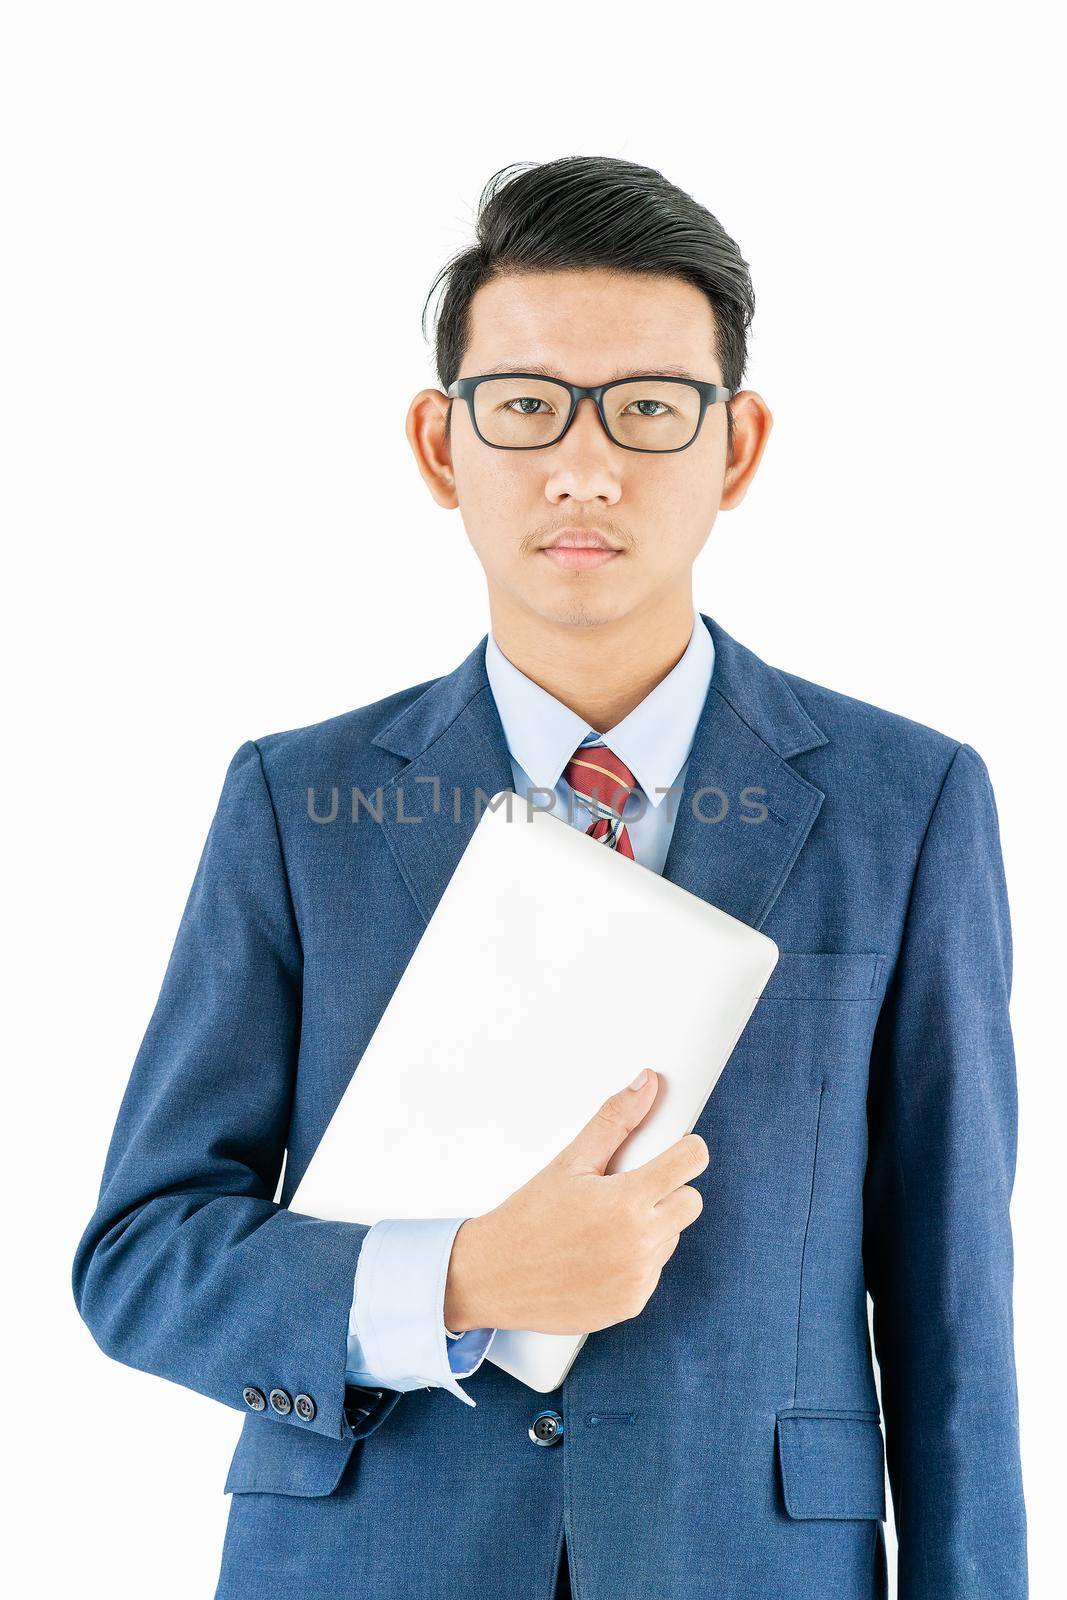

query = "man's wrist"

[{"left": 443, "top": 1215, "right": 491, "bottom": 1332}]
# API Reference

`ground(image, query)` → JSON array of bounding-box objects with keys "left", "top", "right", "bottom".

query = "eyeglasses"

[{"left": 444, "top": 371, "right": 734, "bottom": 454}]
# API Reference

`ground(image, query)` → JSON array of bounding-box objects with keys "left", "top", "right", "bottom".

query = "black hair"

[{"left": 422, "top": 156, "right": 755, "bottom": 456}]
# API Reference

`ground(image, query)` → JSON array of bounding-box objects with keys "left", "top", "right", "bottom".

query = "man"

[{"left": 72, "top": 156, "right": 1027, "bottom": 1599}]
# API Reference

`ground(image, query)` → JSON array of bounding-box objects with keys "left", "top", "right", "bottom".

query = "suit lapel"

[
  {"left": 659, "top": 618, "right": 827, "bottom": 928},
  {"left": 371, "top": 614, "right": 828, "bottom": 933},
  {"left": 370, "top": 638, "right": 515, "bottom": 926}
]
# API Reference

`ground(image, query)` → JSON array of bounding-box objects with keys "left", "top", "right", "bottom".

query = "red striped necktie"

[{"left": 562, "top": 741, "right": 638, "bottom": 861}]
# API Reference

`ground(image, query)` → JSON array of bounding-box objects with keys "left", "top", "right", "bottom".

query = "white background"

[{"left": 3, "top": 3, "right": 1062, "bottom": 1594}]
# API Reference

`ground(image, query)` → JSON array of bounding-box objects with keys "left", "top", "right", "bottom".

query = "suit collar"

[
  {"left": 703, "top": 615, "right": 827, "bottom": 762},
  {"left": 372, "top": 613, "right": 825, "bottom": 766},
  {"left": 370, "top": 613, "right": 827, "bottom": 931}
]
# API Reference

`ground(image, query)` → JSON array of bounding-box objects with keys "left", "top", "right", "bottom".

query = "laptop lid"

[{"left": 289, "top": 789, "right": 779, "bottom": 1393}]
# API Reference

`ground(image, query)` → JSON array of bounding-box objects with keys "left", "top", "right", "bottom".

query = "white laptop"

[{"left": 289, "top": 789, "right": 778, "bottom": 1393}]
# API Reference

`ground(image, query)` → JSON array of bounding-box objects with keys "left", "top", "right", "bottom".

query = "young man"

[{"left": 73, "top": 157, "right": 1027, "bottom": 1599}]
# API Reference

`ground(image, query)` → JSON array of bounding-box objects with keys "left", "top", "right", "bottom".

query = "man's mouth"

[{"left": 539, "top": 530, "right": 623, "bottom": 571}]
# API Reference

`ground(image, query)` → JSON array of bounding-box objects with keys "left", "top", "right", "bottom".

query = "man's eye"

[
  {"left": 624, "top": 399, "right": 673, "bottom": 417},
  {"left": 504, "top": 397, "right": 550, "bottom": 414}
]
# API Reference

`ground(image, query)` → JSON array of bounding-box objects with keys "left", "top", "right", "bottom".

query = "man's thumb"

[{"left": 562, "top": 1068, "right": 658, "bottom": 1175}]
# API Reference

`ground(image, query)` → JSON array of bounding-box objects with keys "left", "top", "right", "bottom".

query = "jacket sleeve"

[
  {"left": 345, "top": 1216, "right": 497, "bottom": 1404},
  {"left": 71, "top": 739, "right": 394, "bottom": 1444},
  {"left": 862, "top": 742, "right": 1028, "bottom": 1597}
]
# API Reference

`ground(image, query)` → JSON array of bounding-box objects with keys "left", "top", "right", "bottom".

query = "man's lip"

[
  {"left": 540, "top": 545, "right": 621, "bottom": 570},
  {"left": 541, "top": 530, "right": 622, "bottom": 551}
]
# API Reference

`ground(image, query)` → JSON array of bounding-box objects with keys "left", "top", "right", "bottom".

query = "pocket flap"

[
  {"left": 776, "top": 1409, "right": 887, "bottom": 1520},
  {"left": 225, "top": 1415, "right": 359, "bottom": 1497}
]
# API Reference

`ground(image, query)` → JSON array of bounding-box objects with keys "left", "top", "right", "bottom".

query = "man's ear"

[
  {"left": 719, "top": 390, "right": 773, "bottom": 510},
  {"left": 406, "top": 389, "right": 458, "bottom": 508}
]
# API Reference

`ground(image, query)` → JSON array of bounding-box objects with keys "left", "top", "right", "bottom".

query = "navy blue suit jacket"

[{"left": 72, "top": 614, "right": 1027, "bottom": 1599}]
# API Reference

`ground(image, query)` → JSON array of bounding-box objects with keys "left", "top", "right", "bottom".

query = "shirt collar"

[{"left": 483, "top": 606, "right": 715, "bottom": 810}]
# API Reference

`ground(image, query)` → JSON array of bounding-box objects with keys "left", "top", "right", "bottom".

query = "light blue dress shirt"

[{"left": 345, "top": 605, "right": 716, "bottom": 1405}]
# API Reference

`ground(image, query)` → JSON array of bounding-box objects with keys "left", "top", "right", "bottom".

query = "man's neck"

[{"left": 486, "top": 589, "right": 697, "bottom": 732}]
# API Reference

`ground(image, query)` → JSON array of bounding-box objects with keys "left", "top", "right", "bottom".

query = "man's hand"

[{"left": 443, "top": 1068, "right": 709, "bottom": 1334}]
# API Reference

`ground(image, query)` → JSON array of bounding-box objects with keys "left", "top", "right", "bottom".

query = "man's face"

[{"left": 412, "top": 268, "right": 751, "bottom": 632}]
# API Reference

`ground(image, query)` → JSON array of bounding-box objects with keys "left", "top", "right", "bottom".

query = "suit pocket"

[
  {"left": 225, "top": 1415, "right": 360, "bottom": 1498},
  {"left": 719, "top": 951, "right": 891, "bottom": 1106},
  {"left": 775, "top": 1408, "right": 887, "bottom": 1520},
  {"left": 760, "top": 951, "right": 890, "bottom": 1003}
]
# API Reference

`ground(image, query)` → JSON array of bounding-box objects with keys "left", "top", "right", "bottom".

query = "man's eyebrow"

[{"left": 476, "top": 362, "right": 705, "bottom": 382}]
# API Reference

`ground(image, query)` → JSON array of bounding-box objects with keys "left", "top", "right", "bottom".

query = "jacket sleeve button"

[
  {"left": 294, "top": 1393, "right": 316, "bottom": 1422},
  {"left": 269, "top": 1388, "right": 293, "bottom": 1416},
  {"left": 242, "top": 1386, "right": 266, "bottom": 1411}
]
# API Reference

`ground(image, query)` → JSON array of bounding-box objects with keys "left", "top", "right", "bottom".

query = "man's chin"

[
  {"left": 489, "top": 566, "right": 638, "bottom": 629},
  {"left": 530, "top": 588, "right": 631, "bottom": 629}
]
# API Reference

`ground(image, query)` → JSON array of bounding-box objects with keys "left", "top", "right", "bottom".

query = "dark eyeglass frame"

[{"left": 444, "top": 372, "right": 735, "bottom": 454}]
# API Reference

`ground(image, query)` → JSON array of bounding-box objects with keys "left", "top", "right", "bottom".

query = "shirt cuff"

[{"left": 346, "top": 1216, "right": 498, "bottom": 1407}]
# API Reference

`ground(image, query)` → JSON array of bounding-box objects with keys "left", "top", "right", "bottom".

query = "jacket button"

[
  {"left": 269, "top": 1388, "right": 293, "bottom": 1416},
  {"left": 242, "top": 1386, "right": 266, "bottom": 1411},
  {"left": 294, "top": 1393, "right": 317, "bottom": 1422},
  {"left": 529, "top": 1409, "right": 564, "bottom": 1446}
]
